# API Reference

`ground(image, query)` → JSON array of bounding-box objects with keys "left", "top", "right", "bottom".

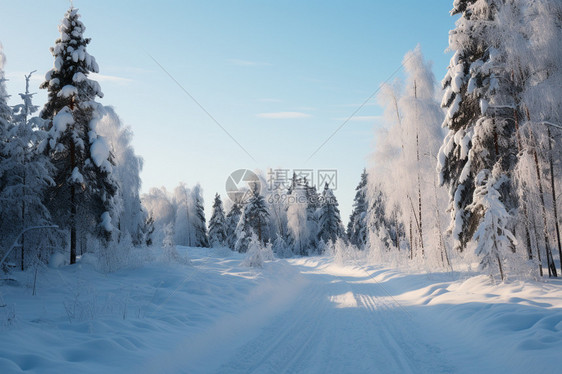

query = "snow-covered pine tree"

[
  {"left": 1, "top": 72, "right": 55, "bottom": 270},
  {"left": 0, "top": 43, "right": 14, "bottom": 251},
  {"left": 304, "top": 179, "right": 320, "bottom": 251},
  {"left": 235, "top": 183, "right": 270, "bottom": 252},
  {"left": 272, "top": 233, "right": 291, "bottom": 258},
  {"left": 469, "top": 169, "right": 517, "bottom": 280},
  {"left": 366, "top": 180, "right": 405, "bottom": 253},
  {"left": 40, "top": 7, "right": 118, "bottom": 263},
  {"left": 191, "top": 184, "right": 209, "bottom": 247},
  {"left": 317, "top": 183, "right": 345, "bottom": 247},
  {"left": 225, "top": 201, "right": 242, "bottom": 249},
  {"left": 208, "top": 193, "right": 227, "bottom": 247},
  {"left": 347, "top": 169, "right": 368, "bottom": 249},
  {"left": 438, "top": 0, "right": 517, "bottom": 253},
  {"left": 0, "top": 43, "right": 12, "bottom": 196}
]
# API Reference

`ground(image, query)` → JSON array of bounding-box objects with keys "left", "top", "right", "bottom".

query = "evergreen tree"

[
  {"left": 0, "top": 43, "right": 12, "bottom": 194},
  {"left": 208, "top": 193, "right": 227, "bottom": 247},
  {"left": 438, "top": 0, "right": 517, "bottom": 253},
  {"left": 469, "top": 169, "right": 517, "bottom": 280},
  {"left": 191, "top": 184, "right": 209, "bottom": 247},
  {"left": 304, "top": 179, "right": 320, "bottom": 250},
  {"left": 347, "top": 169, "right": 368, "bottom": 249},
  {"left": 225, "top": 201, "right": 242, "bottom": 249},
  {"left": 317, "top": 183, "right": 345, "bottom": 247},
  {"left": 143, "top": 212, "right": 155, "bottom": 247},
  {"left": 40, "top": 7, "right": 118, "bottom": 263},
  {"left": 0, "top": 72, "right": 55, "bottom": 270},
  {"left": 235, "top": 183, "right": 270, "bottom": 252},
  {"left": 272, "top": 233, "right": 291, "bottom": 258}
]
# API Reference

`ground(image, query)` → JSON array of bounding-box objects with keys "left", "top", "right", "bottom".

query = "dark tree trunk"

[
  {"left": 532, "top": 138, "right": 557, "bottom": 277},
  {"left": 70, "top": 137, "right": 76, "bottom": 265},
  {"left": 547, "top": 127, "right": 562, "bottom": 270}
]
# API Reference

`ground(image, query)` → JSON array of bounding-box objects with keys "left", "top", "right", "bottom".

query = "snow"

[
  {"left": 100, "top": 211, "right": 113, "bottom": 232},
  {"left": 57, "top": 85, "right": 78, "bottom": 99},
  {"left": 90, "top": 137, "right": 110, "bottom": 168},
  {"left": 446, "top": 94, "right": 462, "bottom": 120},
  {"left": 52, "top": 107, "right": 74, "bottom": 133},
  {"left": 0, "top": 247, "right": 560, "bottom": 373},
  {"left": 70, "top": 166, "right": 84, "bottom": 184},
  {"left": 72, "top": 72, "right": 86, "bottom": 83}
]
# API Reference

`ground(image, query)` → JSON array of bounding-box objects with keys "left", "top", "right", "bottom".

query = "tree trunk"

[
  {"left": 532, "top": 136, "right": 557, "bottom": 277},
  {"left": 414, "top": 81, "right": 424, "bottom": 257},
  {"left": 70, "top": 184, "right": 76, "bottom": 265},
  {"left": 433, "top": 171, "right": 451, "bottom": 269},
  {"left": 512, "top": 106, "right": 532, "bottom": 258},
  {"left": 547, "top": 127, "right": 562, "bottom": 270},
  {"left": 21, "top": 181, "right": 25, "bottom": 271},
  {"left": 70, "top": 137, "right": 76, "bottom": 265},
  {"left": 532, "top": 210, "right": 543, "bottom": 277}
]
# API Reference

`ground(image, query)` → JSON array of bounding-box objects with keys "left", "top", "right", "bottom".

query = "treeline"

[
  {"left": 142, "top": 174, "right": 348, "bottom": 257},
  {"left": 0, "top": 7, "right": 147, "bottom": 270}
]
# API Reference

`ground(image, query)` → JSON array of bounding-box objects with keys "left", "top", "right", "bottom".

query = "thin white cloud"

[
  {"left": 257, "top": 112, "right": 312, "bottom": 119},
  {"left": 6, "top": 72, "right": 133, "bottom": 85},
  {"left": 90, "top": 73, "right": 133, "bottom": 84},
  {"left": 228, "top": 59, "right": 271, "bottom": 67}
]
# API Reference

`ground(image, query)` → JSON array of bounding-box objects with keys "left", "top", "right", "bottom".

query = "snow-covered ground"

[{"left": 0, "top": 247, "right": 561, "bottom": 373}]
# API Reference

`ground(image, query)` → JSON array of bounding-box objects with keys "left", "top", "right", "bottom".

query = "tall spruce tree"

[
  {"left": 225, "top": 201, "right": 242, "bottom": 249},
  {"left": 438, "top": 0, "right": 517, "bottom": 253},
  {"left": 208, "top": 193, "right": 227, "bottom": 247},
  {"left": 191, "top": 184, "right": 209, "bottom": 247},
  {"left": 0, "top": 43, "right": 12, "bottom": 191},
  {"left": 347, "top": 169, "right": 368, "bottom": 249},
  {"left": 235, "top": 183, "right": 270, "bottom": 252},
  {"left": 317, "top": 183, "right": 345, "bottom": 246},
  {"left": 1, "top": 73, "right": 55, "bottom": 270},
  {"left": 40, "top": 7, "right": 118, "bottom": 263}
]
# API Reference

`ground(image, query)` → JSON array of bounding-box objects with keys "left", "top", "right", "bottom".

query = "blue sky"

[{"left": 0, "top": 0, "right": 456, "bottom": 222}]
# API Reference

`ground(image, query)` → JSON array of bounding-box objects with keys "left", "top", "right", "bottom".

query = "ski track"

[{"left": 214, "top": 259, "right": 455, "bottom": 374}]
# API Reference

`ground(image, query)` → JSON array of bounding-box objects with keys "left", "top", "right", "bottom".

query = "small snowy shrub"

[
  {"left": 161, "top": 245, "right": 190, "bottom": 265},
  {"left": 242, "top": 234, "right": 273, "bottom": 268},
  {"left": 332, "top": 238, "right": 360, "bottom": 264}
]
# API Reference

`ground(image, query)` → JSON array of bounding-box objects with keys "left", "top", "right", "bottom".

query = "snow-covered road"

[
  {"left": 211, "top": 258, "right": 454, "bottom": 374},
  {"left": 1, "top": 247, "right": 561, "bottom": 373}
]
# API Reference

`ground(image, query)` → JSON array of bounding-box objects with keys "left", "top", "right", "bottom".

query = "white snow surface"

[
  {"left": 90, "top": 137, "right": 110, "bottom": 168},
  {"left": 57, "top": 85, "right": 78, "bottom": 99},
  {"left": 0, "top": 247, "right": 560, "bottom": 373}
]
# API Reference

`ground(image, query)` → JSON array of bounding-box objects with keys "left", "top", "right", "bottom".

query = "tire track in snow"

[{"left": 214, "top": 259, "right": 454, "bottom": 374}]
